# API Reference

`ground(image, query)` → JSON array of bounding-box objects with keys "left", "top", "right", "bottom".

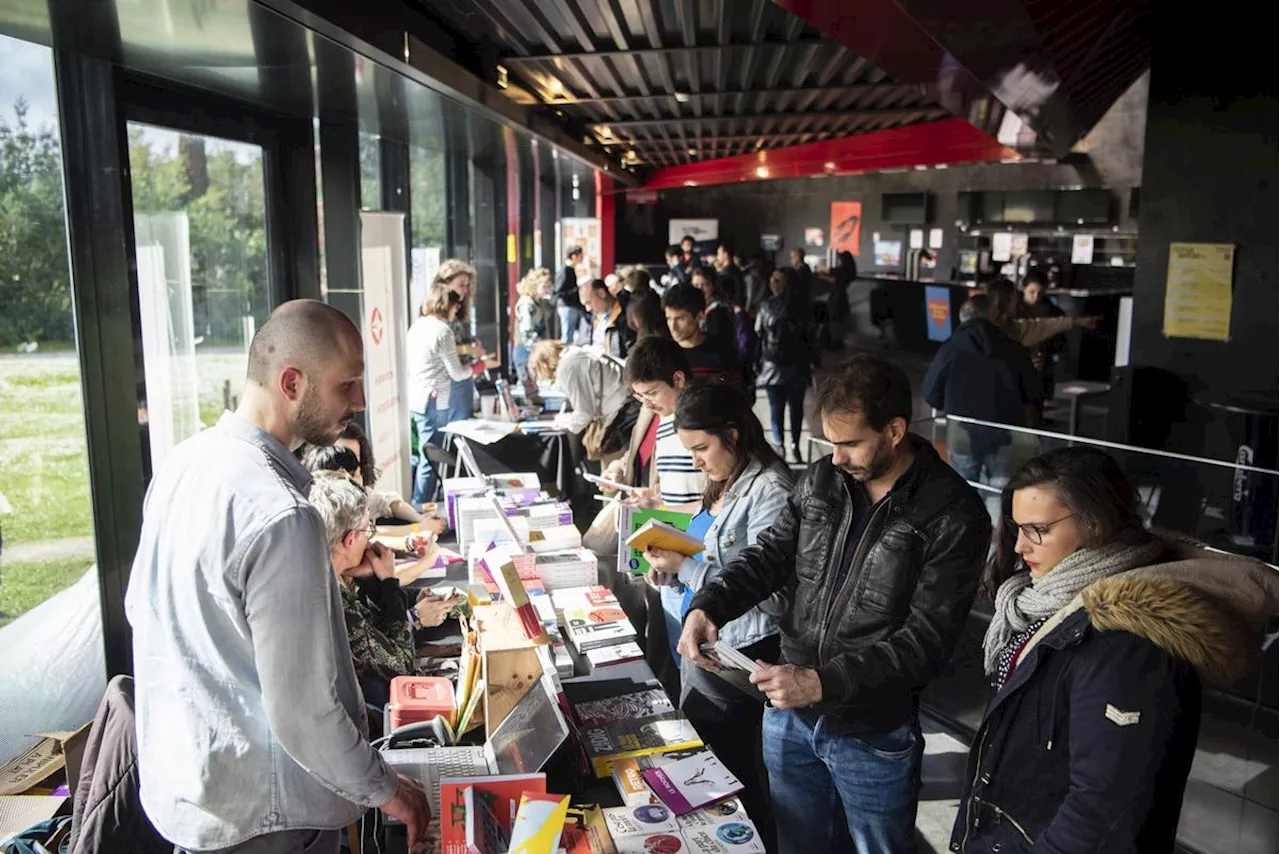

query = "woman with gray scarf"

[{"left": 951, "top": 447, "right": 1277, "bottom": 853}]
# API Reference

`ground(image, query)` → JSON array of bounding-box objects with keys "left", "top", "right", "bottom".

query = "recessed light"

[
  {"left": 548, "top": 77, "right": 564, "bottom": 95},
  {"left": 935, "top": 163, "right": 948, "bottom": 170},
  {"left": 823, "top": 161, "right": 836, "bottom": 171},
  {"left": 684, "top": 180, "right": 697, "bottom": 187},
  {"left": 756, "top": 166, "right": 769, "bottom": 179},
  {"left": 673, "top": 92, "right": 691, "bottom": 103},
  {"left": 687, "top": 148, "right": 697, "bottom": 156},
  {"left": 914, "top": 164, "right": 929, "bottom": 171}
]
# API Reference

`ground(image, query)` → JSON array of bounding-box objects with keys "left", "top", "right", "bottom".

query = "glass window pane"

[
  {"left": 0, "top": 33, "right": 105, "bottom": 765},
  {"left": 126, "top": 124, "right": 270, "bottom": 471}
]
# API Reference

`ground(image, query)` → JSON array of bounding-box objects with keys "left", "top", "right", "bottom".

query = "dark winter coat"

[
  {"left": 754, "top": 295, "right": 812, "bottom": 388},
  {"left": 922, "top": 318, "right": 1042, "bottom": 427},
  {"left": 950, "top": 543, "right": 1278, "bottom": 853}
]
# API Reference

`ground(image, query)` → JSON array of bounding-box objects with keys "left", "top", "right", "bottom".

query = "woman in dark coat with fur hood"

[{"left": 951, "top": 447, "right": 1277, "bottom": 853}]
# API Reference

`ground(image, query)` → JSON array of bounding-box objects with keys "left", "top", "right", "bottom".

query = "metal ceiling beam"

[
  {"left": 594, "top": 106, "right": 949, "bottom": 129},
  {"left": 616, "top": 120, "right": 943, "bottom": 146},
  {"left": 501, "top": 38, "right": 827, "bottom": 64},
  {"left": 542, "top": 82, "right": 909, "bottom": 106}
]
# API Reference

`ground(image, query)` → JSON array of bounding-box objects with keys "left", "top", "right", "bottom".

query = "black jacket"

[
  {"left": 718, "top": 263, "right": 745, "bottom": 306},
  {"left": 951, "top": 547, "right": 1278, "bottom": 853},
  {"left": 922, "top": 318, "right": 1041, "bottom": 426},
  {"left": 67, "top": 675, "right": 169, "bottom": 854},
  {"left": 690, "top": 435, "right": 990, "bottom": 733},
  {"left": 755, "top": 295, "right": 812, "bottom": 387},
  {"left": 555, "top": 263, "right": 581, "bottom": 309}
]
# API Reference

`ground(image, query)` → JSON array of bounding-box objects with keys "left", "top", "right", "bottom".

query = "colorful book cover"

[
  {"left": 583, "top": 712, "right": 704, "bottom": 778},
  {"left": 565, "top": 617, "right": 636, "bottom": 652},
  {"left": 439, "top": 774, "right": 547, "bottom": 854},
  {"left": 674, "top": 798, "right": 748, "bottom": 831},
  {"left": 642, "top": 751, "right": 744, "bottom": 816},
  {"left": 507, "top": 792, "right": 571, "bottom": 854},
  {"left": 562, "top": 805, "right": 618, "bottom": 854},
  {"left": 612, "top": 833, "right": 688, "bottom": 854},
  {"left": 611, "top": 757, "right": 659, "bottom": 807},
  {"left": 574, "top": 689, "right": 676, "bottom": 727},
  {"left": 465, "top": 786, "right": 511, "bottom": 854},
  {"left": 602, "top": 804, "right": 680, "bottom": 838},
  {"left": 620, "top": 507, "right": 696, "bottom": 575},
  {"left": 680, "top": 825, "right": 765, "bottom": 853}
]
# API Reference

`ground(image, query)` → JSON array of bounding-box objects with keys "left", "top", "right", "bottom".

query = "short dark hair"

[
  {"left": 716, "top": 242, "right": 732, "bottom": 255},
  {"left": 815, "top": 354, "right": 913, "bottom": 430},
  {"left": 624, "top": 268, "right": 651, "bottom": 292},
  {"left": 959, "top": 295, "right": 989, "bottom": 324},
  {"left": 567, "top": 245, "right": 584, "bottom": 260},
  {"left": 661, "top": 283, "right": 706, "bottom": 316},
  {"left": 301, "top": 443, "right": 361, "bottom": 478},
  {"left": 625, "top": 335, "right": 692, "bottom": 386},
  {"left": 588, "top": 278, "right": 611, "bottom": 297},
  {"left": 1022, "top": 269, "right": 1047, "bottom": 289},
  {"left": 681, "top": 234, "right": 696, "bottom": 245},
  {"left": 666, "top": 244, "right": 683, "bottom": 258}
]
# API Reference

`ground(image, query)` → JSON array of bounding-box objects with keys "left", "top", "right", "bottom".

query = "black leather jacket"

[
  {"left": 754, "top": 294, "right": 812, "bottom": 388},
  {"left": 689, "top": 435, "right": 991, "bottom": 733}
]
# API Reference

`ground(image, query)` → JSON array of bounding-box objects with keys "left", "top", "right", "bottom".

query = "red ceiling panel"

[{"left": 641, "top": 117, "right": 1017, "bottom": 190}]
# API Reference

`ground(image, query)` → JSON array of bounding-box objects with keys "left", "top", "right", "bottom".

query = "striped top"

[
  {"left": 655, "top": 414, "right": 707, "bottom": 506},
  {"left": 682, "top": 337, "right": 742, "bottom": 388}
]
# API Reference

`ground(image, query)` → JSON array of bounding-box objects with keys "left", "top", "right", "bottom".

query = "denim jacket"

[
  {"left": 125, "top": 413, "right": 398, "bottom": 850},
  {"left": 677, "top": 460, "right": 795, "bottom": 650}
]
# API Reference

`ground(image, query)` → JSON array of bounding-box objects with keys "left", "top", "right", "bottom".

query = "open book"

[{"left": 625, "top": 519, "right": 704, "bottom": 558}]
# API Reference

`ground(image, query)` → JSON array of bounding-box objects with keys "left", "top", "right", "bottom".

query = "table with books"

[{"left": 377, "top": 469, "right": 769, "bottom": 854}]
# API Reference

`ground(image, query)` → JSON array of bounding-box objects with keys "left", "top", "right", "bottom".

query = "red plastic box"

[{"left": 387, "top": 676, "right": 455, "bottom": 731}]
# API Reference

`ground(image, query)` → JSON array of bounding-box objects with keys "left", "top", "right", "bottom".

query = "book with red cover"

[{"left": 439, "top": 773, "right": 547, "bottom": 854}]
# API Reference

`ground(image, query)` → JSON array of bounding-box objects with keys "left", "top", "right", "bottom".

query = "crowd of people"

[{"left": 113, "top": 244, "right": 1276, "bottom": 854}]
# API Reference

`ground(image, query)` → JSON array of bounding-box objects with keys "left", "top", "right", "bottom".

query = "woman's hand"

[
  {"left": 413, "top": 592, "right": 464, "bottom": 628},
  {"left": 421, "top": 514, "right": 448, "bottom": 536},
  {"left": 625, "top": 488, "right": 661, "bottom": 509},
  {"left": 645, "top": 546, "right": 684, "bottom": 575},
  {"left": 406, "top": 531, "right": 439, "bottom": 559}
]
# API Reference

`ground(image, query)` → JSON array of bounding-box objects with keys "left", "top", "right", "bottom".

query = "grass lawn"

[{"left": 0, "top": 556, "right": 93, "bottom": 629}]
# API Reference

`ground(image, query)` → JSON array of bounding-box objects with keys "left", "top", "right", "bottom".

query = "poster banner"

[
  {"left": 560, "top": 217, "right": 602, "bottom": 282},
  {"left": 874, "top": 240, "right": 902, "bottom": 268},
  {"left": 804, "top": 227, "right": 825, "bottom": 247},
  {"left": 360, "top": 211, "right": 412, "bottom": 499},
  {"left": 1162, "top": 242, "right": 1234, "bottom": 341},
  {"left": 925, "top": 286, "right": 953, "bottom": 342},
  {"left": 829, "top": 202, "right": 862, "bottom": 256},
  {"left": 667, "top": 218, "right": 718, "bottom": 246}
]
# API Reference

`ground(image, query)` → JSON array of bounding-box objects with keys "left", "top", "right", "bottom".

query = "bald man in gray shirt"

[{"left": 126, "top": 301, "right": 430, "bottom": 854}]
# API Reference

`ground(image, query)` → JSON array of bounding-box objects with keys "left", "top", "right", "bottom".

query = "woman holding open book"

[{"left": 643, "top": 381, "right": 794, "bottom": 850}]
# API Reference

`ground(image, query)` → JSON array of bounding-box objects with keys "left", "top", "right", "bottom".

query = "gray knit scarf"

[{"left": 982, "top": 537, "right": 1166, "bottom": 676}]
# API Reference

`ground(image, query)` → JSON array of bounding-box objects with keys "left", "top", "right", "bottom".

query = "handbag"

[{"left": 583, "top": 357, "right": 630, "bottom": 462}]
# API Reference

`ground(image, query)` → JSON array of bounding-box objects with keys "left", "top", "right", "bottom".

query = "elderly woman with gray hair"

[{"left": 308, "top": 471, "right": 460, "bottom": 709}]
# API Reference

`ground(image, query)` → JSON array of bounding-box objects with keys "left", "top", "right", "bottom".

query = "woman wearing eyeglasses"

[{"left": 950, "top": 447, "right": 1277, "bottom": 853}]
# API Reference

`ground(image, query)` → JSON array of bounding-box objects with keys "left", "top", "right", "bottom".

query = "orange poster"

[{"left": 830, "top": 202, "right": 863, "bottom": 256}]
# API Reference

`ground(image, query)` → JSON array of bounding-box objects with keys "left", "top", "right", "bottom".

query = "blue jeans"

[
  {"left": 513, "top": 342, "right": 531, "bottom": 383},
  {"left": 557, "top": 304, "right": 585, "bottom": 344},
  {"left": 411, "top": 406, "right": 446, "bottom": 505},
  {"left": 659, "top": 584, "right": 689, "bottom": 665},
  {"left": 765, "top": 382, "right": 807, "bottom": 449},
  {"left": 446, "top": 377, "right": 476, "bottom": 424},
  {"left": 762, "top": 709, "right": 922, "bottom": 854}
]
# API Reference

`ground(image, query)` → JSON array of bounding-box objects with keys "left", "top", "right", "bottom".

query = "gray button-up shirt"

[{"left": 125, "top": 412, "right": 398, "bottom": 850}]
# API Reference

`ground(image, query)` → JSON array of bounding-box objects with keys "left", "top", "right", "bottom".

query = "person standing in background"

[
  {"left": 741, "top": 252, "right": 771, "bottom": 314},
  {"left": 826, "top": 250, "right": 857, "bottom": 351},
  {"left": 679, "top": 355, "right": 991, "bottom": 854},
  {"left": 757, "top": 268, "right": 814, "bottom": 463},
  {"left": 714, "top": 243, "right": 745, "bottom": 306},
  {"left": 514, "top": 268, "right": 552, "bottom": 384},
  {"left": 789, "top": 248, "right": 812, "bottom": 287},
  {"left": 407, "top": 285, "right": 484, "bottom": 504},
  {"left": 680, "top": 234, "right": 697, "bottom": 267},
  {"left": 663, "top": 245, "right": 691, "bottom": 289},
  {"left": 661, "top": 284, "right": 741, "bottom": 388},
  {"left": 1018, "top": 270, "right": 1067, "bottom": 406},
  {"left": 126, "top": 301, "right": 431, "bottom": 854},
  {"left": 626, "top": 289, "right": 671, "bottom": 345},
  {"left": 435, "top": 259, "right": 481, "bottom": 425},
  {"left": 556, "top": 246, "right": 586, "bottom": 343},
  {"left": 690, "top": 267, "right": 736, "bottom": 357},
  {"left": 582, "top": 278, "right": 631, "bottom": 359}
]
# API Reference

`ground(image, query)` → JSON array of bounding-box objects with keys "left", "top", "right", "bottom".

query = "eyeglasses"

[
  {"left": 1007, "top": 514, "right": 1073, "bottom": 545},
  {"left": 362, "top": 521, "right": 377, "bottom": 539}
]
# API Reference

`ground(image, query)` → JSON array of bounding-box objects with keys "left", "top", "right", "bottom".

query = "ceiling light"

[
  {"left": 548, "top": 77, "right": 564, "bottom": 95},
  {"left": 687, "top": 148, "right": 697, "bottom": 156},
  {"left": 934, "top": 163, "right": 948, "bottom": 170},
  {"left": 600, "top": 126, "right": 613, "bottom": 138},
  {"left": 756, "top": 166, "right": 769, "bottom": 179},
  {"left": 673, "top": 92, "right": 691, "bottom": 103},
  {"left": 496, "top": 65, "right": 509, "bottom": 89},
  {"left": 683, "top": 180, "right": 697, "bottom": 187},
  {"left": 914, "top": 164, "right": 929, "bottom": 171}
]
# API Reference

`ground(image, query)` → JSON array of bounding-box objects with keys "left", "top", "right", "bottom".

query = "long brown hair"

[
  {"left": 985, "top": 447, "right": 1151, "bottom": 600},
  {"left": 674, "top": 380, "right": 785, "bottom": 509},
  {"left": 433, "top": 259, "right": 476, "bottom": 319}
]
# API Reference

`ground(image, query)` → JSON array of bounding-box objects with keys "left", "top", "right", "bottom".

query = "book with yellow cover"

[
  {"left": 583, "top": 712, "right": 704, "bottom": 778},
  {"left": 625, "top": 520, "right": 704, "bottom": 558}
]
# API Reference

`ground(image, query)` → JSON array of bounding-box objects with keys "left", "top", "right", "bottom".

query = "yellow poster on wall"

[{"left": 1162, "top": 242, "right": 1235, "bottom": 341}]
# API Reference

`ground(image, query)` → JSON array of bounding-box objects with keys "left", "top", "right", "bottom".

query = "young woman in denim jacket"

[{"left": 645, "top": 380, "right": 795, "bottom": 850}]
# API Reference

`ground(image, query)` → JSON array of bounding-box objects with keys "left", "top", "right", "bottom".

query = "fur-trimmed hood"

[{"left": 1020, "top": 538, "right": 1278, "bottom": 686}]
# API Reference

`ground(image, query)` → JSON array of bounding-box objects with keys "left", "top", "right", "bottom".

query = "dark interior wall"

[
  {"left": 617, "top": 75, "right": 1148, "bottom": 273},
  {"left": 1128, "top": 13, "right": 1277, "bottom": 396}
]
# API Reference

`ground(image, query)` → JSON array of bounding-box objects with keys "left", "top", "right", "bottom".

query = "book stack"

[
  {"left": 472, "top": 517, "right": 584, "bottom": 555},
  {"left": 602, "top": 805, "right": 687, "bottom": 854},
  {"left": 472, "top": 551, "right": 599, "bottom": 600},
  {"left": 642, "top": 750, "right": 744, "bottom": 816},
  {"left": 549, "top": 585, "right": 619, "bottom": 624},
  {"left": 677, "top": 799, "right": 767, "bottom": 854},
  {"left": 457, "top": 495, "right": 572, "bottom": 552},
  {"left": 582, "top": 711, "right": 704, "bottom": 778},
  {"left": 442, "top": 477, "right": 488, "bottom": 528},
  {"left": 585, "top": 642, "right": 644, "bottom": 672},
  {"left": 607, "top": 748, "right": 703, "bottom": 808},
  {"left": 563, "top": 606, "right": 636, "bottom": 654},
  {"left": 572, "top": 689, "right": 676, "bottom": 728}
]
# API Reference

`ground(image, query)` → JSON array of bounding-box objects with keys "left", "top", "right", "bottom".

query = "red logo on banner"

[{"left": 369, "top": 307, "right": 384, "bottom": 345}]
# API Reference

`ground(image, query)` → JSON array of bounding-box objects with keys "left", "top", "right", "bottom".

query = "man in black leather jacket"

[{"left": 679, "top": 355, "right": 991, "bottom": 854}]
